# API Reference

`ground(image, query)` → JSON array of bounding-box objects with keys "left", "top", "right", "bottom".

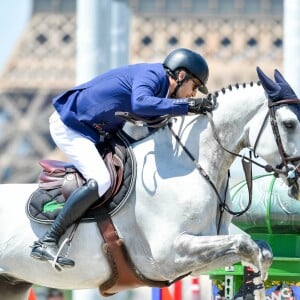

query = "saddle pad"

[
  {"left": 27, "top": 188, "right": 65, "bottom": 223},
  {"left": 26, "top": 131, "right": 136, "bottom": 224}
]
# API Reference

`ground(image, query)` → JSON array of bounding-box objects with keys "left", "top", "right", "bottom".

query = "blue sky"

[{"left": 0, "top": 0, "right": 32, "bottom": 72}]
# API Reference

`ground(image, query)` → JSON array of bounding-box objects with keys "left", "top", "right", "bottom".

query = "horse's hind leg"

[{"left": 0, "top": 279, "right": 32, "bottom": 300}]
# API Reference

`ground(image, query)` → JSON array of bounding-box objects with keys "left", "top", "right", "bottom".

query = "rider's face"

[{"left": 175, "top": 71, "right": 200, "bottom": 98}]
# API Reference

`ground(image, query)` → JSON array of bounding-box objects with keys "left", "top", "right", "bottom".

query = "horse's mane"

[{"left": 210, "top": 81, "right": 262, "bottom": 99}]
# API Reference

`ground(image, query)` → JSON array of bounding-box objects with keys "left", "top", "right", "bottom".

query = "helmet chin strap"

[
  {"left": 171, "top": 79, "right": 185, "bottom": 98},
  {"left": 166, "top": 69, "right": 188, "bottom": 98}
]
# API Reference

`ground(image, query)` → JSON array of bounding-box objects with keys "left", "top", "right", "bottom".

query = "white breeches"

[{"left": 49, "top": 111, "right": 111, "bottom": 197}]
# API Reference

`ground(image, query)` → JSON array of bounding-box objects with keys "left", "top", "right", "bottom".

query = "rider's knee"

[
  {"left": 86, "top": 178, "right": 99, "bottom": 190},
  {"left": 86, "top": 178, "right": 110, "bottom": 197},
  {"left": 90, "top": 170, "right": 112, "bottom": 197}
]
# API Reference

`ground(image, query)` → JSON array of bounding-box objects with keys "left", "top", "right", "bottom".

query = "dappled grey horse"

[{"left": 1, "top": 67, "right": 300, "bottom": 300}]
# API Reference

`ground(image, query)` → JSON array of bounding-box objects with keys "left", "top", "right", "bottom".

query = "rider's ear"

[
  {"left": 177, "top": 70, "right": 186, "bottom": 81},
  {"left": 256, "top": 66, "right": 281, "bottom": 101}
]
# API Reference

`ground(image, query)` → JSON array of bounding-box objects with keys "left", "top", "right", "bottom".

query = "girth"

[{"left": 94, "top": 208, "right": 190, "bottom": 296}]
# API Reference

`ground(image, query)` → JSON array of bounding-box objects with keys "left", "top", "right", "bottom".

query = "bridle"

[
  {"left": 169, "top": 97, "right": 300, "bottom": 231},
  {"left": 254, "top": 99, "right": 300, "bottom": 175},
  {"left": 209, "top": 98, "right": 300, "bottom": 180}
]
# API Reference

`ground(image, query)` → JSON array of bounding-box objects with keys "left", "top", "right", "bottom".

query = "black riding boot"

[{"left": 30, "top": 179, "right": 99, "bottom": 268}]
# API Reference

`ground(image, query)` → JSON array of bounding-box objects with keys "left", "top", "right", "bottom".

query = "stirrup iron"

[{"left": 51, "top": 237, "right": 72, "bottom": 271}]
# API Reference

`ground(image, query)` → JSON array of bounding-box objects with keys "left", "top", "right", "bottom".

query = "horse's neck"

[
  {"left": 132, "top": 83, "right": 266, "bottom": 184},
  {"left": 212, "top": 84, "right": 266, "bottom": 151},
  {"left": 165, "top": 84, "right": 266, "bottom": 150},
  {"left": 169, "top": 84, "right": 266, "bottom": 181}
]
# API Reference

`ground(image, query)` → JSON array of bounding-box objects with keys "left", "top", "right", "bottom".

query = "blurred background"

[
  {"left": 0, "top": 0, "right": 300, "bottom": 299},
  {"left": 1, "top": 0, "right": 296, "bottom": 184}
]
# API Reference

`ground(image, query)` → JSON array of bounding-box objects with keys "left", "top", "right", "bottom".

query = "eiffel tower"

[
  {"left": 0, "top": 0, "right": 76, "bottom": 183},
  {"left": 0, "top": 0, "right": 283, "bottom": 184}
]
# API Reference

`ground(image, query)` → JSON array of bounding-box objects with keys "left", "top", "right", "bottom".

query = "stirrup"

[
  {"left": 31, "top": 238, "right": 74, "bottom": 271},
  {"left": 51, "top": 237, "right": 74, "bottom": 271}
]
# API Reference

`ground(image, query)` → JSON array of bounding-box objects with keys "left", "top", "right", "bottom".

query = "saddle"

[
  {"left": 40, "top": 139, "right": 124, "bottom": 205},
  {"left": 27, "top": 132, "right": 135, "bottom": 223},
  {"left": 38, "top": 151, "right": 123, "bottom": 206}
]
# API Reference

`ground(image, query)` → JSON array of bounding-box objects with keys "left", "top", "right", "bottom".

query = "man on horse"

[{"left": 30, "top": 48, "right": 214, "bottom": 268}]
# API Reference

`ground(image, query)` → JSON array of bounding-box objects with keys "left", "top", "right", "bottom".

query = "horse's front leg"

[{"left": 173, "top": 233, "right": 273, "bottom": 300}]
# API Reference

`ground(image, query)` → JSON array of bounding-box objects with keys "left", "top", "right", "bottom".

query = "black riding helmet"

[{"left": 163, "top": 48, "right": 209, "bottom": 94}]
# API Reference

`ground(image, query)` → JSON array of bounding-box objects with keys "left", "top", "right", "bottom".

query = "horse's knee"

[
  {"left": 234, "top": 234, "right": 252, "bottom": 249},
  {"left": 235, "top": 234, "right": 259, "bottom": 258},
  {"left": 235, "top": 236, "right": 273, "bottom": 281}
]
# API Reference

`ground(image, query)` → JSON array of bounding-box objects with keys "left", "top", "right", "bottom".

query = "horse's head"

[{"left": 256, "top": 67, "right": 300, "bottom": 200}]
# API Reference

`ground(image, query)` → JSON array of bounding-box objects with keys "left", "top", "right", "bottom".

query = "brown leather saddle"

[
  {"left": 27, "top": 137, "right": 136, "bottom": 227},
  {"left": 27, "top": 131, "right": 135, "bottom": 223},
  {"left": 39, "top": 140, "right": 125, "bottom": 208}
]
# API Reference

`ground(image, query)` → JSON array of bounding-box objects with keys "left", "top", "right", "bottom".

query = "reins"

[
  {"left": 168, "top": 98, "right": 300, "bottom": 232},
  {"left": 116, "top": 111, "right": 234, "bottom": 223},
  {"left": 206, "top": 112, "right": 278, "bottom": 175},
  {"left": 207, "top": 99, "right": 300, "bottom": 177},
  {"left": 167, "top": 121, "right": 251, "bottom": 235},
  {"left": 115, "top": 112, "right": 170, "bottom": 128},
  {"left": 167, "top": 121, "right": 228, "bottom": 206},
  {"left": 115, "top": 98, "right": 300, "bottom": 233}
]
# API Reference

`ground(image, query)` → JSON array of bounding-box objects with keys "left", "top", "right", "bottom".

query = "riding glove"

[{"left": 188, "top": 95, "right": 215, "bottom": 114}]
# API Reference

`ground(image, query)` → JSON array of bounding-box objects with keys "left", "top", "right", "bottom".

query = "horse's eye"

[{"left": 283, "top": 119, "right": 296, "bottom": 129}]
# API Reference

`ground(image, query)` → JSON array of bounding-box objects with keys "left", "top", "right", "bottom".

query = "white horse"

[{"left": 1, "top": 67, "right": 300, "bottom": 300}]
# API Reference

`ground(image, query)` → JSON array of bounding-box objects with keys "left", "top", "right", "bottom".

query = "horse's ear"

[
  {"left": 274, "top": 69, "right": 298, "bottom": 100},
  {"left": 274, "top": 69, "right": 288, "bottom": 85},
  {"left": 256, "top": 66, "right": 280, "bottom": 101}
]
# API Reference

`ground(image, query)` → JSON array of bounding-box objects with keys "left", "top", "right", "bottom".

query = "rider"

[{"left": 30, "top": 47, "right": 214, "bottom": 268}]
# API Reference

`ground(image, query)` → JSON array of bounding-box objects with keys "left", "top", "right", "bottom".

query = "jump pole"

[
  {"left": 151, "top": 281, "right": 182, "bottom": 300},
  {"left": 191, "top": 277, "right": 200, "bottom": 300},
  {"left": 28, "top": 288, "right": 37, "bottom": 300}
]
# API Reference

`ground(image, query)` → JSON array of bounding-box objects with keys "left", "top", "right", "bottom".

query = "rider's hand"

[{"left": 188, "top": 95, "right": 215, "bottom": 114}]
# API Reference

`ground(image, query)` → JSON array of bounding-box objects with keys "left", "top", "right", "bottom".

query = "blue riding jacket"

[{"left": 53, "top": 63, "right": 189, "bottom": 143}]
